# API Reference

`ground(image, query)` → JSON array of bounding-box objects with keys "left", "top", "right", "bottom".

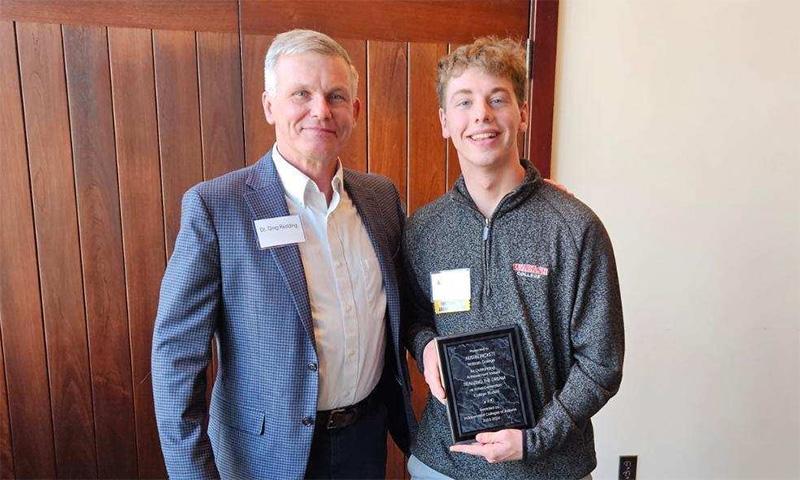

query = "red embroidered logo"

[{"left": 512, "top": 263, "right": 549, "bottom": 278}]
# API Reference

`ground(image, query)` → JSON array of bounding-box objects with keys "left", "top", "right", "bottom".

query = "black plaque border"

[{"left": 436, "top": 325, "right": 535, "bottom": 444}]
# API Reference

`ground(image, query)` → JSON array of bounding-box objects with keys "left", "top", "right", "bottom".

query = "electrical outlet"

[{"left": 618, "top": 455, "right": 637, "bottom": 480}]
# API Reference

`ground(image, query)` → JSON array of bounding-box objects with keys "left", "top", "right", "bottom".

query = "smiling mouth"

[
  {"left": 303, "top": 127, "right": 337, "bottom": 136},
  {"left": 468, "top": 132, "right": 498, "bottom": 140}
]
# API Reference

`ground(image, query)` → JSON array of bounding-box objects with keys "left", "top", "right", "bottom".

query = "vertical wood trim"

[
  {"left": 241, "top": 33, "right": 274, "bottom": 166},
  {"left": 0, "top": 20, "right": 54, "bottom": 479},
  {"left": 154, "top": 29, "right": 204, "bottom": 259},
  {"left": 16, "top": 21, "right": 96, "bottom": 478},
  {"left": 339, "top": 39, "right": 368, "bottom": 173},
  {"left": 197, "top": 31, "right": 246, "bottom": 179},
  {"left": 367, "top": 40, "right": 408, "bottom": 201},
  {"left": 527, "top": 0, "right": 558, "bottom": 178},
  {"left": 108, "top": 26, "right": 165, "bottom": 479},
  {"left": 408, "top": 42, "right": 447, "bottom": 215},
  {"left": 65, "top": 23, "right": 139, "bottom": 480}
]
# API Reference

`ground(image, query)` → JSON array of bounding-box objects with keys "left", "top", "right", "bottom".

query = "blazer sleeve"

[
  {"left": 151, "top": 187, "right": 221, "bottom": 479},
  {"left": 400, "top": 220, "right": 438, "bottom": 372}
]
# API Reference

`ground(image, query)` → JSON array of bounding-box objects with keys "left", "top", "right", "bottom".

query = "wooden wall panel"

[
  {"left": 154, "top": 30, "right": 204, "bottom": 257},
  {"left": 0, "top": 20, "right": 53, "bottom": 479},
  {"left": 408, "top": 43, "right": 447, "bottom": 214},
  {"left": 0, "top": 0, "right": 237, "bottom": 33},
  {"left": 198, "top": 32, "right": 246, "bottom": 179},
  {"left": 368, "top": 41, "right": 408, "bottom": 201},
  {"left": 65, "top": 23, "right": 137, "bottom": 480},
  {"left": 369, "top": 41, "right": 413, "bottom": 479},
  {"left": 241, "top": 33, "right": 274, "bottom": 166},
  {"left": 339, "top": 39, "right": 368, "bottom": 173},
  {"left": 16, "top": 21, "right": 97, "bottom": 478},
  {"left": 241, "top": 0, "right": 528, "bottom": 43},
  {"left": 109, "top": 26, "right": 164, "bottom": 479}
]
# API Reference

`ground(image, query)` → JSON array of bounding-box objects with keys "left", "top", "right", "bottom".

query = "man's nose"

[
  {"left": 310, "top": 94, "right": 332, "bottom": 119},
  {"left": 473, "top": 100, "right": 494, "bottom": 123}
]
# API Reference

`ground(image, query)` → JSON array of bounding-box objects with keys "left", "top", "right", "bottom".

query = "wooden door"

[{"left": 0, "top": 1, "right": 558, "bottom": 478}]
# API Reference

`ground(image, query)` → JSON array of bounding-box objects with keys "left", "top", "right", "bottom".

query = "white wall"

[{"left": 551, "top": 0, "right": 800, "bottom": 478}]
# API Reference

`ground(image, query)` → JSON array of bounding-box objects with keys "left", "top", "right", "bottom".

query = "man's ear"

[
  {"left": 439, "top": 107, "right": 451, "bottom": 139},
  {"left": 352, "top": 97, "right": 361, "bottom": 124},
  {"left": 262, "top": 91, "right": 275, "bottom": 125},
  {"left": 519, "top": 101, "right": 529, "bottom": 132}
]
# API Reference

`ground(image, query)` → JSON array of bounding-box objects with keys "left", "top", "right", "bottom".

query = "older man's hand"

[{"left": 544, "top": 178, "right": 571, "bottom": 195}]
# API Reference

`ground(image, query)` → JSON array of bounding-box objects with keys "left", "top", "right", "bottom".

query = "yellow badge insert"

[{"left": 430, "top": 268, "right": 471, "bottom": 314}]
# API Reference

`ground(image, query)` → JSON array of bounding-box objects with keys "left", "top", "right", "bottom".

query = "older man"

[{"left": 152, "top": 29, "right": 414, "bottom": 479}]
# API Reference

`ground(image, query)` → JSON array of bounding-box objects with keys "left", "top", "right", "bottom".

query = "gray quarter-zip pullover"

[{"left": 403, "top": 160, "right": 624, "bottom": 480}]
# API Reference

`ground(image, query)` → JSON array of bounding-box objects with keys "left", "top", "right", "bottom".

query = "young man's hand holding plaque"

[{"left": 422, "top": 326, "right": 535, "bottom": 462}]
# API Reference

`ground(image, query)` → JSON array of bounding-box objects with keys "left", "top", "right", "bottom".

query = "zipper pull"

[{"left": 483, "top": 219, "right": 490, "bottom": 241}]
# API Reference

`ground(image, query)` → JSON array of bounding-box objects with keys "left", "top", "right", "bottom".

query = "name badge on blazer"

[{"left": 253, "top": 215, "right": 305, "bottom": 249}]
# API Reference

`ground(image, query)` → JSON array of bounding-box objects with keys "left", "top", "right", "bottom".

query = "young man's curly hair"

[{"left": 436, "top": 36, "right": 527, "bottom": 108}]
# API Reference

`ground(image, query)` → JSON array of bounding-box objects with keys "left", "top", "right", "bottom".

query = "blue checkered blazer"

[{"left": 152, "top": 151, "right": 415, "bottom": 479}]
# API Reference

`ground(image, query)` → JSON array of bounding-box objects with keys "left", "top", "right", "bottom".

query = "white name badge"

[
  {"left": 430, "top": 268, "right": 471, "bottom": 314},
  {"left": 253, "top": 215, "right": 305, "bottom": 249}
]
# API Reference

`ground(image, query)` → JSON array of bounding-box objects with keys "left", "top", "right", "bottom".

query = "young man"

[
  {"left": 152, "top": 30, "right": 414, "bottom": 479},
  {"left": 403, "top": 37, "right": 624, "bottom": 480}
]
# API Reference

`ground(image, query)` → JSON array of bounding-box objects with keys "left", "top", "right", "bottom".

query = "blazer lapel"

[
  {"left": 344, "top": 172, "right": 402, "bottom": 353},
  {"left": 244, "top": 152, "right": 315, "bottom": 350}
]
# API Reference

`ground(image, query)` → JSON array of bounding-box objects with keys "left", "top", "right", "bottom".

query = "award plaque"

[{"left": 436, "top": 325, "right": 534, "bottom": 444}]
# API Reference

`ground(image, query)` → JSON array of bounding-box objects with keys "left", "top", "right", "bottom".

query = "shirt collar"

[{"left": 271, "top": 144, "right": 345, "bottom": 209}]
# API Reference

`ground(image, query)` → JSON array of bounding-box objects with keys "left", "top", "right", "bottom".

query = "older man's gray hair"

[{"left": 264, "top": 29, "right": 359, "bottom": 97}]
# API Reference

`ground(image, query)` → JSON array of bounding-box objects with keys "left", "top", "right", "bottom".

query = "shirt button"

[
  {"left": 308, "top": 362, "right": 318, "bottom": 372},
  {"left": 302, "top": 416, "right": 314, "bottom": 426}
]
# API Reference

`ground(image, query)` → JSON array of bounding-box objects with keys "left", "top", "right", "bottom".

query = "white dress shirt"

[{"left": 272, "top": 146, "right": 387, "bottom": 410}]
